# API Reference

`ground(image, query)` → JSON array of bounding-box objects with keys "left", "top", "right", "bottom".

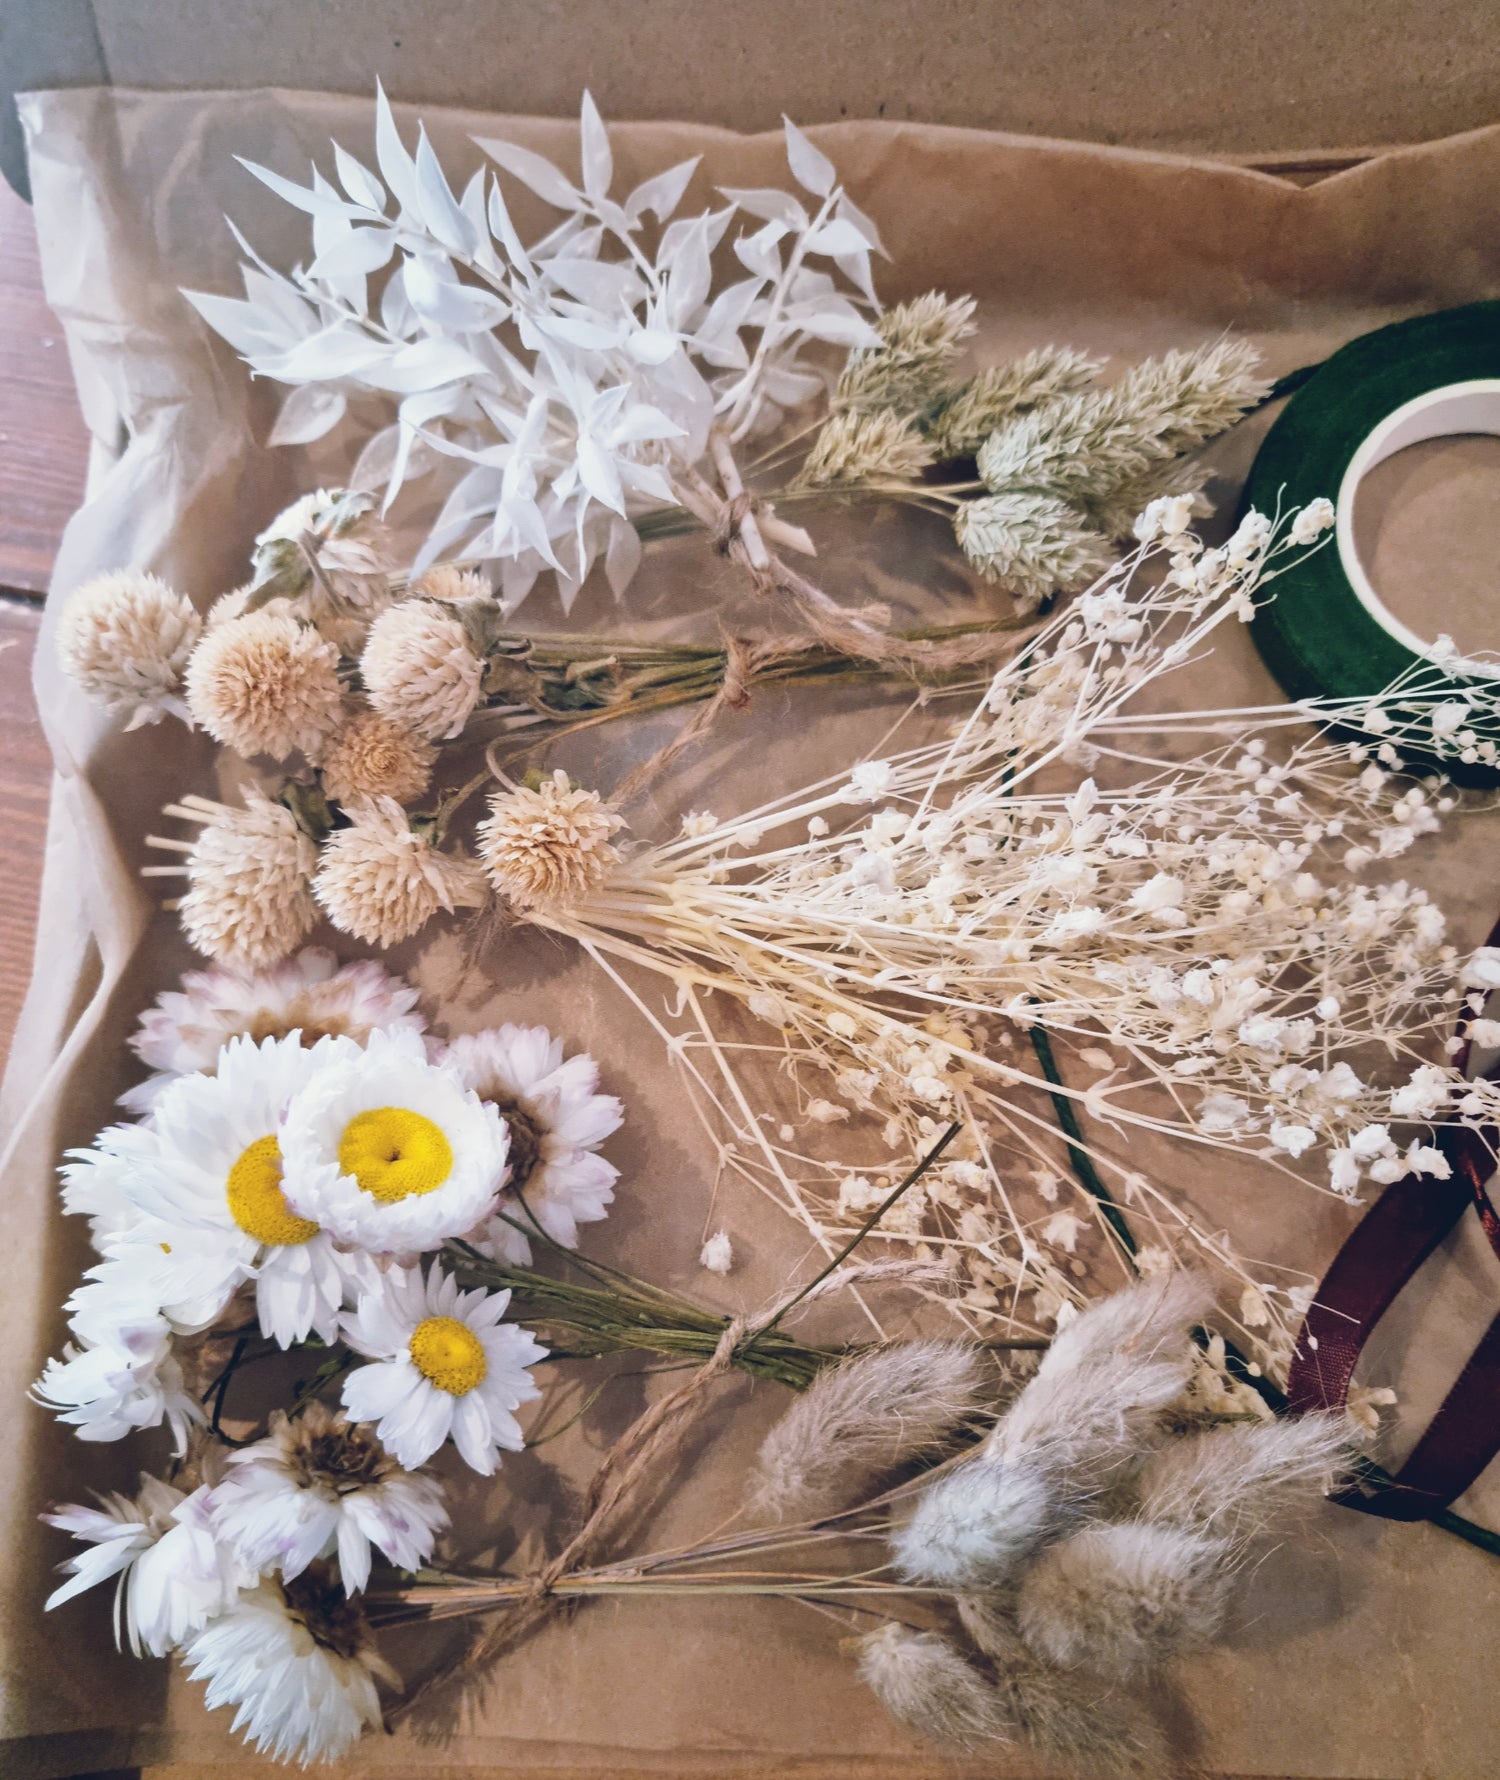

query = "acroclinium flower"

[
  {"left": 182, "top": 1566, "right": 394, "bottom": 1765},
  {"left": 441, "top": 1023, "right": 622, "bottom": 1262},
  {"left": 55, "top": 570, "right": 203, "bottom": 728},
  {"left": 359, "top": 601, "right": 484, "bottom": 740},
  {"left": 278, "top": 1026, "right": 509, "bottom": 1253},
  {"left": 211, "top": 1403, "right": 448, "bottom": 1594},
  {"left": 44, "top": 1478, "right": 250, "bottom": 1656},
  {"left": 121, "top": 947, "right": 426, "bottom": 1116},
  {"left": 311, "top": 797, "right": 486, "bottom": 948},
  {"left": 341, "top": 1262, "right": 546, "bottom": 1473},
  {"left": 476, "top": 771, "right": 623, "bottom": 910},
  {"left": 184, "top": 610, "right": 344, "bottom": 760},
  {"left": 114, "top": 1032, "right": 370, "bottom": 1347},
  {"left": 32, "top": 1296, "right": 201, "bottom": 1452}
]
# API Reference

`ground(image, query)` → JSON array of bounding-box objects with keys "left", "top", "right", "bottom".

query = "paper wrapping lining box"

[{"left": 5, "top": 86, "right": 1500, "bottom": 1779}]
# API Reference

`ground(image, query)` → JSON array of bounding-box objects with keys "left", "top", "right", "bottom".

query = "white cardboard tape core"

[{"left": 1336, "top": 378, "right": 1500, "bottom": 676}]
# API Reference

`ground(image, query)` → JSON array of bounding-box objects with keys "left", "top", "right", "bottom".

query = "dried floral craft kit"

[{"left": 14, "top": 84, "right": 1500, "bottom": 1779}]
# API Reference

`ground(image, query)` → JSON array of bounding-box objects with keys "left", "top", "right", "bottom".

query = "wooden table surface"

[{"left": 0, "top": 178, "right": 90, "bottom": 1070}]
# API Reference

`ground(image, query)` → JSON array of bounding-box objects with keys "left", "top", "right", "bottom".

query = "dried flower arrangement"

[{"left": 38, "top": 88, "right": 1500, "bottom": 1772}]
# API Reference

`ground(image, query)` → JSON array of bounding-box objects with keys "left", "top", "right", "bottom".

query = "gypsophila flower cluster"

[{"left": 38, "top": 960, "right": 623, "bottom": 1764}]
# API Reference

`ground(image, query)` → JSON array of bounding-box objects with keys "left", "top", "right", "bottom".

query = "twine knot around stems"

[{"left": 713, "top": 491, "right": 758, "bottom": 557}]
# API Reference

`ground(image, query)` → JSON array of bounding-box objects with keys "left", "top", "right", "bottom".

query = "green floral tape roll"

[{"left": 1245, "top": 301, "right": 1500, "bottom": 778}]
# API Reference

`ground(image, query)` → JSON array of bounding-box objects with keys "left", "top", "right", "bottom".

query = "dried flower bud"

[
  {"left": 185, "top": 611, "right": 344, "bottom": 759},
  {"left": 360, "top": 601, "right": 484, "bottom": 740},
  {"left": 955, "top": 490, "right": 1112, "bottom": 607},
  {"left": 173, "top": 795, "right": 320, "bottom": 968},
  {"left": 476, "top": 771, "right": 623, "bottom": 910},
  {"left": 416, "top": 564, "right": 491, "bottom": 605},
  {"left": 837, "top": 292, "right": 976, "bottom": 414},
  {"left": 313, "top": 798, "right": 485, "bottom": 948},
  {"left": 798, "top": 410, "right": 936, "bottom": 489},
  {"left": 56, "top": 570, "right": 202, "bottom": 727},
  {"left": 892, "top": 1453, "right": 1053, "bottom": 1588},
  {"left": 925, "top": 346, "right": 1104, "bottom": 459},
  {"left": 319, "top": 712, "right": 436, "bottom": 806},
  {"left": 250, "top": 487, "right": 391, "bottom": 609}
]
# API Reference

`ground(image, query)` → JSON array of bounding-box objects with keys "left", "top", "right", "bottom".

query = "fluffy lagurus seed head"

[
  {"left": 892, "top": 1453, "right": 1053, "bottom": 1588},
  {"left": 178, "top": 796, "right": 320, "bottom": 967},
  {"left": 360, "top": 600, "right": 484, "bottom": 740},
  {"left": 477, "top": 771, "right": 624, "bottom": 910},
  {"left": 184, "top": 610, "right": 344, "bottom": 759},
  {"left": 1016, "top": 1519, "right": 1231, "bottom": 1678},
  {"left": 56, "top": 570, "right": 203, "bottom": 727},
  {"left": 747, "top": 1339, "right": 993, "bottom": 1521},
  {"left": 312, "top": 797, "right": 486, "bottom": 947},
  {"left": 318, "top": 711, "right": 437, "bottom": 805},
  {"left": 855, "top": 1623, "right": 1013, "bottom": 1753}
]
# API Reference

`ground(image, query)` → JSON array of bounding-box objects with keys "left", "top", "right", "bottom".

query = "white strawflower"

[
  {"left": 33, "top": 1298, "right": 201, "bottom": 1452},
  {"left": 169, "top": 795, "right": 320, "bottom": 968},
  {"left": 45, "top": 1477, "right": 251, "bottom": 1656},
  {"left": 312, "top": 798, "right": 486, "bottom": 948},
  {"left": 360, "top": 600, "right": 484, "bottom": 740},
  {"left": 341, "top": 1263, "right": 545, "bottom": 1474},
  {"left": 211, "top": 1404, "right": 448, "bottom": 1594},
  {"left": 114, "top": 1033, "right": 369, "bottom": 1347},
  {"left": 278, "top": 1026, "right": 508, "bottom": 1254},
  {"left": 121, "top": 947, "right": 426, "bottom": 1116},
  {"left": 55, "top": 569, "right": 202, "bottom": 727},
  {"left": 183, "top": 1568, "right": 393, "bottom": 1765},
  {"left": 476, "top": 771, "right": 623, "bottom": 909},
  {"left": 440, "top": 1024, "right": 622, "bottom": 1262},
  {"left": 60, "top": 1122, "right": 156, "bottom": 1243},
  {"left": 318, "top": 711, "right": 436, "bottom": 805},
  {"left": 184, "top": 610, "right": 344, "bottom": 759}
]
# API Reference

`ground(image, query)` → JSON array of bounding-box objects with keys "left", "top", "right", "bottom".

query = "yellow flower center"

[
  {"left": 408, "top": 1315, "right": 487, "bottom": 1395},
  {"left": 226, "top": 1135, "right": 319, "bottom": 1247},
  {"left": 337, "top": 1108, "right": 454, "bottom": 1202}
]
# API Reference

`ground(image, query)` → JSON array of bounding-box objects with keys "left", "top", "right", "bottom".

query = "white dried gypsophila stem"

[
  {"left": 479, "top": 504, "right": 1486, "bottom": 1371},
  {"left": 184, "top": 90, "right": 885, "bottom": 609}
]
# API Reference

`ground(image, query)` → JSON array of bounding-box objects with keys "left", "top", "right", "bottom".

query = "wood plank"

[
  {"left": 0, "top": 600, "right": 50, "bottom": 1063},
  {"left": 0, "top": 179, "right": 91, "bottom": 598}
]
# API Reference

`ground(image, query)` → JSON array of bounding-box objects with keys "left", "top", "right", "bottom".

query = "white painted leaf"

[
  {"left": 576, "top": 435, "right": 626, "bottom": 514},
  {"left": 307, "top": 226, "right": 397, "bottom": 281},
  {"left": 532, "top": 313, "right": 621, "bottom": 350},
  {"left": 539, "top": 257, "right": 644, "bottom": 308},
  {"left": 374, "top": 81, "right": 423, "bottom": 218},
  {"left": 694, "top": 276, "right": 763, "bottom": 363},
  {"left": 625, "top": 156, "right": 700, "bottom": 223},
  {"left": 474, "top": 134, "right": 583, "bottom": 211},
  {"left": 268, "top": 384, "right": 348, "bottom": 446},
  {"left": 805, "top": 217, "right": 872, "bottom": 257},
  {"left": 237, "top": 157, "right": 360, "bottom": 220},
  {"left": 578, "top": 91, "right": 613, "bottom": 200},
  {"left": 608, "top": 403, "right": 686, "bottom": 445},
  {"left": 733, "top": 221, "right": 786, "bottom": 280},
  {"left": 791, "top": 305, "right": 883, "bottom": 347},
  {"left": 666, "top": 216, "right": 715, "bottom": 321},
  {"left": 182, "top": 288, "right": 289, "bottom": 357},
  {"left": 486, "top": 180, "right": 533, "bottom": 274},
  {"left": 761, "top": 364, "right": 826, "bottom": 405},
  {"left": 623, "top": 327, "right": 681, "bottom": 366},
  {"left": 333, "top": 142, "right": 387, "bottom": 212},
  {"left": 604, "top": 514, "right": 643, "bottom": 595},
  {"left": 402, "top": 255, "right": 509, "bottom": 330},
  {"left": 835, "top": 248, "right": 878, "bottom": 306},
  {"left": 617, "top": 458, "right": 677, "bottom": 504},
  {"left": 259, "top": 328, "right": 391, "bottom": 381},
  {"left": 660, "top": 206, "right": 733, "bottom": 266},
  {"left": 836, "top": 190, "right": 889, "bottom": 258},
  {"left": 414, "top": 128, "right": 479, "bottom": 255},
  {"left": 718, "top": 187, "right": 809, "bottom": 230},
  {"left": 362, "top": 337, "right": 486, "bottom": 394},
  {"left": 782, "top": 117, "right": 837, "bottom": 197}
]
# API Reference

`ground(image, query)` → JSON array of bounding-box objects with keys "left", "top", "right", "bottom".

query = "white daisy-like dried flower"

[
  {"left": 279, "top": 1026, "right": 508, "bottom": 1255},
  {"left": 442, "top": 1023, "right": 622, "bottom": 1260},
  {"left": 56, "top": 570, "right": 202, "bottom": 728},
  {"left": 416, "top": 564, "right": 492, "bottom": 604},
  {"left": 44, "top": 1477, "right": 250, "bottom": 1656},
  {"left": 341, "top": 1262, "right": 545, "bottom": 1473},
  {"left": 182, "top": 1566, "right": 394, "bottom": 1765},
  {"left": 158, "top": 794, "right": 320, "bottom": 969},
  {"left": 122, "top": 946, "right": 426, "bottom": 1115},
  {"left": 212, "top": 1403, "right": 449, "bottom": 1595},
  {"left": 184, "top": 610, "right": 344, "bottom": 759},
  {"left": 313, "top": 798, "right": 485, "bottom": 948},
  {"left": 476, "top": 771, "right": 623, "bottom": 910},
  {"left": 360, "top": 601, "right": 484, "bottom": 740},
  {"left": 319, "top": 711, "right": 437, "bottom": 806}
]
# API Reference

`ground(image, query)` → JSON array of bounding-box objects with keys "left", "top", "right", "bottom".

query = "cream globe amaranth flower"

[
  {"left": 278, "top": 1026, "right": 509, "bottom": 1253},
  {"left": 359, "top": 600, "right": 484, "bottom": 740},
  {"left": 182, "top": 1569, "right": 392, "bottom": 1765},
  {"left": 476, "top": 771, "right": 624, "bottom": 909},
  {"left": 317, "top": 710, "right": 437, "bottom": 805},
  {"left": 55, "top": 569, "right": 202, "bottom": 727},
  {"left": 211, "top": 1403, "right": 448, "bottom": 1595},
  {"left": 114, "top": 1032, "right": 370, "bottom": 1348},
  {"left": 121, "top": 947, "right": 427, "bottom": 1116},
  {"left": 170, "top": 794, "right": 320, "bottom": 968},
  {"left": 45, "top": 1476, "right": 252, "bottom": 1656},
  {"left": 341, "top": 1263, "right": 546, "bottom": 1474},
  {"left": 441, "top": 1024, "right": 622, "bottom": 1263},
  {"left": 312, "top": 797, "right": 487, "bottom": 948},
  {"left": 184, "top": 609, "right": 344, "bottom": 759}
]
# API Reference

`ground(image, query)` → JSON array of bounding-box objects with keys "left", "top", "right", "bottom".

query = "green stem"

[{"left": 1025, "top": 1024, "right": 1138, "bottom": 1263}]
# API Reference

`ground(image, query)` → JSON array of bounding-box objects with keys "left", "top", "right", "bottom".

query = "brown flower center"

[
  {"left": 490, "top": 1095, "right": 546, "bottom": 1194},
  {"left": 289, "top": 1418, "right": 399, "bottom": 1496},
  {"left": 282, "top": 1562, "right": 373, "bottom": 1661}
]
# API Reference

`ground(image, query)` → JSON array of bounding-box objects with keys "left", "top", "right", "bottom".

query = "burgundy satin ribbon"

[{"left": 1287, "top": 976, "right": 1500, "bottom": 1518}]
